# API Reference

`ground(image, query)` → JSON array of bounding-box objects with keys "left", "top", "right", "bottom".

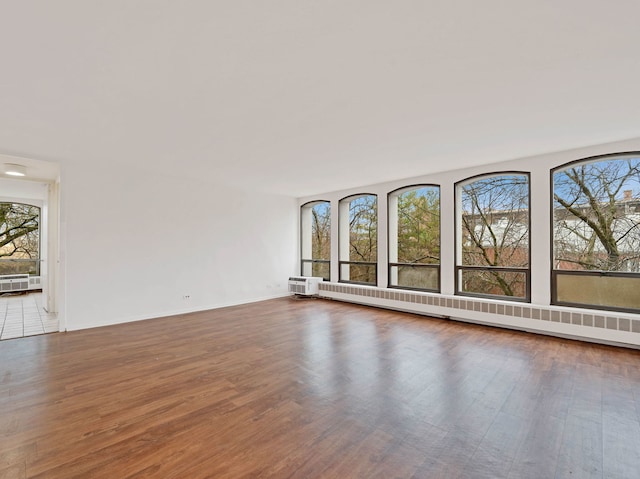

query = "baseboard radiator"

[{"left": 318, "top": 282, "right": 640, "bottom": 348}]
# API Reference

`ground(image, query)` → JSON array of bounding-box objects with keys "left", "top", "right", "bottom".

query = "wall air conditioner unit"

[
  {"left": 0, "top": 274, "right": 30, "bottom": 293},
  {"left": 0, "top": 275, "right": 42, "bottom": 293},
  {"left": 28, "top": 276, "right": 42, "bottom": 290},
  {"left": 288, "top": 276, "right": 323, "bottom": 296}
]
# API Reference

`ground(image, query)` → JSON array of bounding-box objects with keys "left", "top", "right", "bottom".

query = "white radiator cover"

[{"left": 318, "top": 282, "right": 640, "bottom": 348}]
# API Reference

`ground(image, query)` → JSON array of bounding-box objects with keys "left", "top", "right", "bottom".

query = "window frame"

[
  {"left": 387, "top": 184, "right": 441, "bottom": 292},
  {"left": 454, "top": 171, "right": 532, "bottom": 302},
  {"left": 550, "top": 152, "right": 640, "bottom": 313},
  {"left": 338, "top": 193, "right": 378, "bottom": 286},
  {"left": 300, "top": 200, "right": 331, "bottom": 281}
]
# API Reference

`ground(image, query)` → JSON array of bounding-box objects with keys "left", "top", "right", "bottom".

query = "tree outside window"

[
  {"left": 457, "top": 173, "right": 530, "bottom": 299},
  {"left": 0, "top": 202, "right": 40, "bottom": 275},
  {"left": 301, "top": 201, "right": 330, "bottom": 280},
  {"left": 389, "top": 185, "right": 440, "bottom": 291},
  {"left": 340, "top": 194, "right": 377, "bottom": 284},
  {"left": 553, "top": 156, "right": 640, "bottom": 311}
]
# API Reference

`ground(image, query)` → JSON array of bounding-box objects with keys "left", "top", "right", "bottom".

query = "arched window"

[
  {"left": 339, "top": 194, "right": 377, "bottom": 285},
  {"left": 552, "top": 154, "right": 640, "bottom": 312},
  {"left": 388, "top": 185, "right": 440, "bottom": 291},
  {"left": 300, "top": 201, "right": 331, "bottom": 280},
  {"left": 456, "top": 173, "right": 530, "bottom": 301},
  {"left": 0, "top": 202, "right": 41, "bottom": 276}
]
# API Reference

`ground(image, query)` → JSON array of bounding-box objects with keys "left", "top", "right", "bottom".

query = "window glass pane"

[
  {"left": 457, "top": 174, "right": 529, "bottom": 300},
  {"left": 556, "top": 273, "right": 640, "bottom": 310},
  {"left": 311, "top": 202, "right": 330, "bottom": 261},
  {"left": 301, "top": 201, "right": 330, "bottom": 280},
  {"left": 0, "top": 203, "right": 40, "bottom": 276},
  {"left": 311, "top": 261, "right": 330, "bottom": 281},
  {"left": 392, "top": 265, "right": 438, "bottom": 290},
  {"left": 397, "top": 187, "right": 440, "bottom": 265},
  {"left": 460, "top": 269, "right": 527, "bottom": 299},
  {"left": 460, "top": 174, "right": 529, "bottom": 268},
  {"left": 349, "top": 195, "right": 377, "bottom": 263},
  {"left": 340, "top": 262, "right": 376, "bottom": 284},
  {"left": 553, "top": 157, "right": 640, "bottom": 272}
]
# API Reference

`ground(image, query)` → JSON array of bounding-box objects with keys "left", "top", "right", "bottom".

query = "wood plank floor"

[{"left": 1, "top": 297, "right": 640, "bottom": 478}]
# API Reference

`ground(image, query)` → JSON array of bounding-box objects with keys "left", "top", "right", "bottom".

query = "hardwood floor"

[{"left": 1, "top": 297, "right": 639, "bottom": 478}]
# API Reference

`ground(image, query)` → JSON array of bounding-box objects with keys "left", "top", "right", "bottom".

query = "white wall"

[
  {"left": 0, "top": 178, "right": 49, "bottom": 203},
  {"left": 60, "top": 161, "right": 298, "bottom": 331}
]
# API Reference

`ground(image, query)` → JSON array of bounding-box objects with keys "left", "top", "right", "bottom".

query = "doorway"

[{"left": 0, "top": 157, "right": 60, "bottom": 340}]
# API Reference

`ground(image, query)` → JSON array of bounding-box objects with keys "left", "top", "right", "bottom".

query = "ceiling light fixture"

[{"left": 4, "top": 163, "right": 27, "bottom": 177}]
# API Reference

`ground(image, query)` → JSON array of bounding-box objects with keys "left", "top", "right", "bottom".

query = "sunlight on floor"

[{"left": 0, "top": 291, "right": 58, "bottom": 340}]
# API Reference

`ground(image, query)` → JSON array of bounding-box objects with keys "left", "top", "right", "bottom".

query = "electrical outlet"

[{"left": 183, "top": 294, "right": 191, "bottom": 300}]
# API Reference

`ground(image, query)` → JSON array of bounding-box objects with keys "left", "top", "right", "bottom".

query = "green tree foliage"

[
  {"left": 392, "top": 187, "right": 440, "bottom": 290},
  {"left": 397, "top": 188, "right": 440, "bottom": 264}
]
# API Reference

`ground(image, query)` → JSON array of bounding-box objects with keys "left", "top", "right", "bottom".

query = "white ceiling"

[{"left": 1, "top": 1, "right": 640, "bottom": 196}]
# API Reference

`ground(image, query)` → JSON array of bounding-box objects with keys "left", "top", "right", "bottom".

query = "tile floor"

[{"left": 0, "top": 291, "right": 58, "bottom": 340}]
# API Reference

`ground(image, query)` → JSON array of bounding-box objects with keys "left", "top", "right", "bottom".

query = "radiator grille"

[
  {"left": 289, "top": 283, "right": 306, "bottom": 295},
  {"left": 0, "top": 280, "right": 29, "bottom": 292},
  {"left": 318, "top": 283, "right": 640, "bottom": 334}
]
